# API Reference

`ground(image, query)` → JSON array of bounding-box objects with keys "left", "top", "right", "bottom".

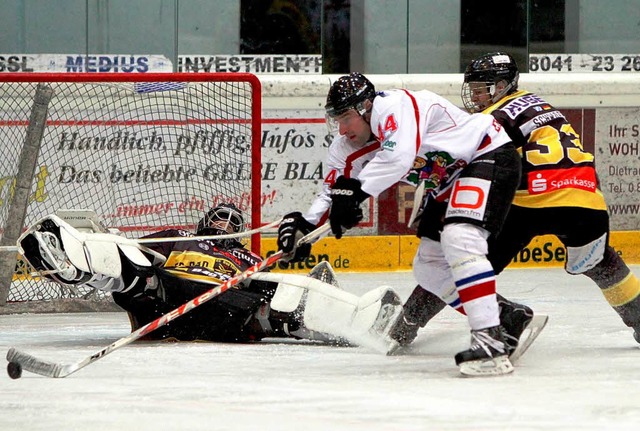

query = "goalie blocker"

[{"left": 17, "top": 210, "right": 403, "bottom": 353}]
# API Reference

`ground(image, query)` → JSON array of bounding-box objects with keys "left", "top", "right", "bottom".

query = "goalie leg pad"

[
  {"left": 18, "top": 214, "right": 153, "bottom": 292},
  {"left": 302, "top": 285, "right": 359, "bottom": 332},
  {"left": 270, "top": 281, "right": 307, "bottom": 313},
  {"left": 250, "top": 272, "right": 402, "bottom": 353},
  {"left": 19, "top": 217, "right": 92, "bottom": 285},
  {"left": 293, "top": 285, "right": 405, "bottom": 354},
  {"left": 351, "top": 286, "right": 401, "bottom": 335}
]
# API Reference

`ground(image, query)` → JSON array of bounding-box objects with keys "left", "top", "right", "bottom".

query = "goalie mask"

[
  {"left": 196, "top": 203, "right": 245, "bottom": 248},
  {"left": 461, "top": 52, "right": 519, "bottom": 113},
  {"left": 325, "top": 72, "right": 376, "bottom": 135}
]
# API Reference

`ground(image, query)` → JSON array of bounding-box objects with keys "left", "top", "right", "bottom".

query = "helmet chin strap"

[
  {"left": 491, "top": 81, "right": 514, "bottom": 105},
  {"left": 359, "top": 99, "right": 373, "bottom": 123}
]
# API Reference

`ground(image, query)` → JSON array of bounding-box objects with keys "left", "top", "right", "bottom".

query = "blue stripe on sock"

[{"left": 454, "top": 270, "right": 495, "bottom": 287}]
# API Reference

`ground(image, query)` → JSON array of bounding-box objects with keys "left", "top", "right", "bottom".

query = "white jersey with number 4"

[
  {"left": 304, "top": 136, "right": 381, "bottom": 226},
  {"left": 358, "top": 89, "right": 512, "bottom": 199}
]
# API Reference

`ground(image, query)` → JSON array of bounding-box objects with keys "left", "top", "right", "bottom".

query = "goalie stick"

[
  {"left": 6, "top": 223, "right": 331, "bottom": 379},
  {"left": 137, "top": 218, "right": 282, "bottom": 244},
  {"left": 0, "top": 219, "right": 282, "bottom": 254}
]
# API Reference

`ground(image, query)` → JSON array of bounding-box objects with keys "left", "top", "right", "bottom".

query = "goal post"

[
  {"left": 0, "top": 72, "right": 262, "bottom": 307},
  {"left": 0, "top": 84, "right": 54, "bottom": 305}
]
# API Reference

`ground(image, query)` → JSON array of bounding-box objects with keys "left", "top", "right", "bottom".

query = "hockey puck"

[{"left": 7, "top": 362, "right": 22, "bottom": 379}]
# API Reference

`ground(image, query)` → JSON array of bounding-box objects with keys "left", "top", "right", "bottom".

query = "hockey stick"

[
  {"left": 0, "top": 219, "right": 282, "bottom": 253},
  {"left": 136, "top": 219, "right": 282, "bottom": 244},
  {"left": 6, "top": 223, "right": 331, "bottom": 379}
]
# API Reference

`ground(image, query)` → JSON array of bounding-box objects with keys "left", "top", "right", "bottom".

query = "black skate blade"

[{"left": 510, "top": 314, "right": 549, "bottom": 363}]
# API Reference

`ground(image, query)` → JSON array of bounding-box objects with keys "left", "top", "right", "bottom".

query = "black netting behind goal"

[{"left": 0, "top": 73, "right": 261, "bottom": 305}]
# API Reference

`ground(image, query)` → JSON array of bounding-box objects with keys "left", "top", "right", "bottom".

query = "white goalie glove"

[
  {"left": 18, "top": 210, "right": 156, "bottom": 293},
  {"left": 250, "top": 262, "right": 404, "bottom": 354}
]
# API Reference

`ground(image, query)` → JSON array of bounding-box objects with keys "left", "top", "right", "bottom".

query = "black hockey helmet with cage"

[
  {"left": 196, "top": 203, "right": 245, "bottom": 238},
  {"left": 461, "top": 52, "right": 520, "bottom": 112},
  {"left": 325, "top": 72, "right": 376, "bottom": 118}
]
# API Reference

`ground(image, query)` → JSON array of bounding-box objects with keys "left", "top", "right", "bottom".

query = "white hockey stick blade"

[
  {"left": 4, "top": 223, "right": 328, "bottom": 379},
  {"left": 509, "top": 314, "right": 549, "bottom": 363}
]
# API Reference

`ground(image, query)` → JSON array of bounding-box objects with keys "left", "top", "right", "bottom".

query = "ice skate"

[
  {"left": 499, "top": 297, "right": 548, "bottom": 362},
  {"left": 387, "top": 286, "right": 447, "bottom": 351},
  {"left": 387, "top": 315, "right": 420, "bottom": 349},
  {"left": 455, "top": 325, "right": 514, "bottom": 377}
]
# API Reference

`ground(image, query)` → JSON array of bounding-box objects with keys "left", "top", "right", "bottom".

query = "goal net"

[{"left": 0, "top": 73, "right": 262, "bottom": 309}]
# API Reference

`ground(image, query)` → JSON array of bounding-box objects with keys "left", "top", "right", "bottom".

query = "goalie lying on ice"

[{"left": 17, "top": 206, "right": 402, "bottom": 354}]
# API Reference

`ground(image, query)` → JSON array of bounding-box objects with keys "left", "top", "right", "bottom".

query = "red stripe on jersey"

[
  {"left": 401, "top": 89, "right": 422, "bottom": 154},
  {"left": 458, "top": 280, "right": 496, "bottom": 303},
  {"left": 318, "top": 211, "right": 329, "bottom": 226},
  {"left": 477, "top": 134, "right": 491, "bottom": 151},
  {"left": 344, "top": 140, "right": 380, "bottom": 178}
]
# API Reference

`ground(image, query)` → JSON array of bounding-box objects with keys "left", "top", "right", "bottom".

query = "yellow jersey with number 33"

[{"left": 483, "top": 90, "right": 607, "bottom": 211}]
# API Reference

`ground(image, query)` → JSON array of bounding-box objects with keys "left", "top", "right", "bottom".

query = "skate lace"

[{"left": 470, "top": 329, "right": 506, "bottom": 356}]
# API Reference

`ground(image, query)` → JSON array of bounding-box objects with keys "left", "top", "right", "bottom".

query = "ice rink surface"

[{"left": 1, "top": 266, "right": 640, "bottom": 431}]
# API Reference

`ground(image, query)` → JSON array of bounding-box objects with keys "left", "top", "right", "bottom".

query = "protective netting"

[{"left": 0, "top": 73, "right": 261, "bottom": 305}]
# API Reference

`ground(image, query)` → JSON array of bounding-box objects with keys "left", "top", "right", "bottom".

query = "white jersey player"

[
  {"left": 358, "top": 89, "right": 508, "bottom": 200},
  {"left": 279, "top": 73, "right": 524, "bottom": 376}
]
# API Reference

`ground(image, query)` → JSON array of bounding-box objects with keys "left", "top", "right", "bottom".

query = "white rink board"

[{"left": 2, "top": 266, "right": 640, "bottom": 431}]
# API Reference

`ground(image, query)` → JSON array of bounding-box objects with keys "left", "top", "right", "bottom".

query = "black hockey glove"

[
  {"left": 329, "top": 176, "right": 370, "bottom": 239},
  {"left": 277, "top": 212, "right": 316, "bottom": 263}
]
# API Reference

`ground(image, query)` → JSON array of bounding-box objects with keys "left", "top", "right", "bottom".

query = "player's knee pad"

[
  {"left": 440, "top": 223, "right": 489, "bottom": 262},
  {"left": 18, "top": 220, "right": 93, "bottom": 285},
  {"left": 251, "top": 273, "right": 354, "bottom": 343},
  {"left": 413, "top": 237, "right": 458, "bottom": 301},
  {"left": 565, "top": 232, "right": 607, "bottom": 274}
]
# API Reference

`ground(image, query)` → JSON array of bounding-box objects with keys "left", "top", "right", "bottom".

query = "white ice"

[{"left": 2, "top": 267, "right": 640, "bottom": 431}]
